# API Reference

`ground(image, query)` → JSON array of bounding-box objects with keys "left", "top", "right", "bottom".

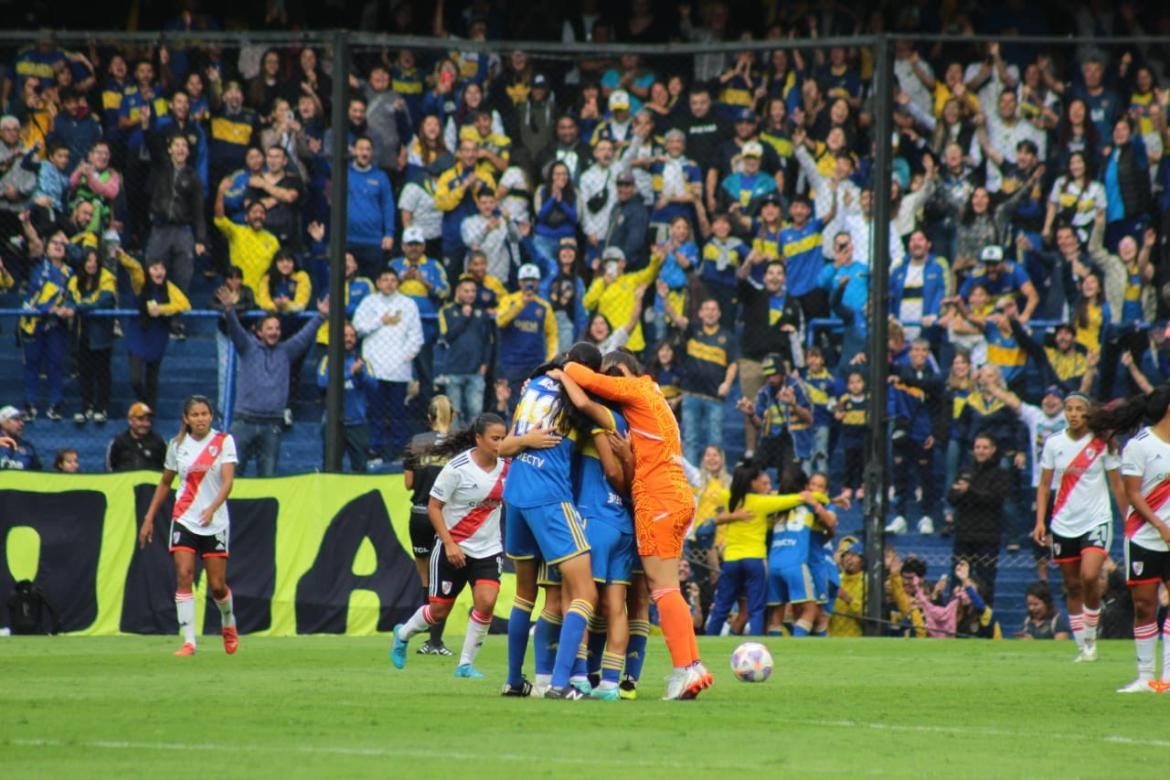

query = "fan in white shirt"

[
  {"left": 138, "top": 396, "right": 240, "bottom": 658},
  {"left": 352, "top": 267, "right": 424, "bottom": 383}
]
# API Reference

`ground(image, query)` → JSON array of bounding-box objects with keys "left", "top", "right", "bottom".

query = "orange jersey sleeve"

[{"left": 564, "top": 363, "right": 693, "bottom": 521}]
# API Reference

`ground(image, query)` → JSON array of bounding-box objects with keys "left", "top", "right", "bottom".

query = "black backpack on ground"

[{"left": 6, "top": 580, "right": 61, "bottom": 635}]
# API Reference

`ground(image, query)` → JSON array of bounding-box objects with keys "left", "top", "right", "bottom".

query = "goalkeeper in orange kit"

[{"left": 564, "top": 351, "right": 712, "bottom": 700}]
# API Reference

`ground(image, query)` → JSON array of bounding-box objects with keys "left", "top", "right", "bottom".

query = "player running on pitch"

[
  {"left": 138, "top": 395, "right": 239, "bottom": 656},
  {"left": 392, "top": 414, "right": 510, "bottom": 678},
  {"left": 565, "top": 351, "right": 713, "bottom": 699},
  {"left": 1089, "top": 387, "right": 1170, "bottom": 692},
  {"left": 1033, "top": 392, "right": 1126, "bottom": 663}
]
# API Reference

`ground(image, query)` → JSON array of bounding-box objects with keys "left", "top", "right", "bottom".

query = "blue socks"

[
  {"left": 506, "top": 596, "right": 535, "bottom": 687},
  {"left": 533, "top": 609, "right": 561, "bottom": 677},
  {"left": 625, "top": 619, "right": 650, "bottom": 681},
  {"left": 552, "top": 599, "right": 593, "bottom": 689},
  {"left": 586, "top": 614, "right": 608, "bottom": 678}
]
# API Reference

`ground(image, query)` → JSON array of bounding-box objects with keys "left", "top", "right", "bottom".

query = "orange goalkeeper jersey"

[{"left": 564, "top": 363, "right": 693, "bottom": 523}]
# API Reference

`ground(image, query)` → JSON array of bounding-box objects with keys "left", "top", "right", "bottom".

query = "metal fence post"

[
  {"left": 324, "top": 29, "right": 350, "bottom": 473},
  {"left": 863, "top": 33, "right": 893, "bottom": 635}
]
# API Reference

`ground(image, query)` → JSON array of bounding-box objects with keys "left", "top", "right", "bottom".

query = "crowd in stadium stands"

[{"left": 4, "top": 1, "right": 1170, "bottom": 632}]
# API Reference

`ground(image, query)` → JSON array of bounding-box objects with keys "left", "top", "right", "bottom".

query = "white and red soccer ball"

[{"left": 730, "top": 641, "right": 773, "bottom": 683}]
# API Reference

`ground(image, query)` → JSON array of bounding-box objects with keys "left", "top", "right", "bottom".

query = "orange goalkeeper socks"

[{"left": 652, "top": 587, "right": 695, "bottom": 668}]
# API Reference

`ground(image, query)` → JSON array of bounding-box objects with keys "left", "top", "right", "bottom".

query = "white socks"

[
  {"left": 214, "top": 589, "right": 236, "bottom": 629},
  {"left": 1082, "top": 606, "right": 1099, "bottom": 648},
  {"left": 1069, "top": 613, "right": 1085, "bottom": 651},
  {"left": 176, "top": 591, "right": 196, "bottom": 645},
  {"left": 459, "top": 610, "right": 492, "bottom": 667},
  {"left": 398, "top": 604, "right": 435, "bottom": 641},
  {"left": 1134, "top": 622, "right": 1158, "bottom": 680}
]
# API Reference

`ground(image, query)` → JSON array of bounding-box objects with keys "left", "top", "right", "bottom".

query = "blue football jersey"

[
  {"left": 768, "top": 506, "right": 816, "bottom": 571},
  {"left": 574, "top": 406, "right": 633, "bottom": 534},
  {"left": 503, "top": 374, "right": 576, "bottom": 508}
]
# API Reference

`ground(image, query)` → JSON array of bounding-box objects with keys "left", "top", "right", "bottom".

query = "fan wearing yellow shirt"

[
  {"left": 213, "top": 193, "right": 279, "bottom": 293},
  {"left": 583, "top": 246, "right": 663, "bottom": 353}
]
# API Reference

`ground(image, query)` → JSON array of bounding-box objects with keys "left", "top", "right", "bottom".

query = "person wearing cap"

[
  {"left": 584, "top": 245, "right": 663, "bottom": 354},
  {"left": 717, "top": 140, "right": 778, "bottom": 221},
  {"left": 709, "top": 106, "right": 780, "bottom": 212},
  {"left": 0, "top": 405, "right": 42, "bottom": 471},
  {"left": 390, "top": 225, "right": 450, "bottom": 398},
  {"left": 742, "top": 191, "right": 785, "bottom": 282},
  {"left": 579, "top": 139, "right": 620, "bottom": 262},
  {"left": 435, "top": 138, "right": 498, "bottom": 270},
  {"left": 460, "top": 186, "right": 520, "bottom": 283},
  {"left": 735, "top": 353, "right": 811, "bottom": 478},
  {"left": 643, "top": 128, "right": 702, "bottom": 240},
  {"left": 495, "top": 263, "right": 557, "bottom": 413},
  {"left": 106, "top": 402, "right": 165, "bottom": 472},
  {"left": 208, "top": 79, "right": 258, "bottom": 186},
  {"left": 507, "top": 73, "right": 555, "bottom": 170},
  {"left": 958, "top": 244, "right": 1039, "bottom": 322},
  {"left": 603, "top": 169, "right": 650, "bottom": 270},
  {"left": 591, "top": 89, "right": 636, "bottom": 148}
]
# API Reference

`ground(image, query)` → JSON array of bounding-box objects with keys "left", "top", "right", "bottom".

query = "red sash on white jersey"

[
  {"left": 1126, "top": 472, "right": 1170, "bottom": 539},
  {"left": 1050, "top": 436, "right": 1107, "bottom": 520},
  {"left": 173, "top": 432, "right": 227, "bottom": 519},
  {"left": 450, "top": 461, "right": 510, "bottom": 544}
]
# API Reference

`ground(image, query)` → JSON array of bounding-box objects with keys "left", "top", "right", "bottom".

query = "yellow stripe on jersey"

[
  {"left": 686, "top": 338, "right": 728, "bottom": 366},
  {"left": 211, "top": 116, "right": 253, "bottom": 145},
  {"left": 783, "top": 232, "right": 821, "bottom": 257}
]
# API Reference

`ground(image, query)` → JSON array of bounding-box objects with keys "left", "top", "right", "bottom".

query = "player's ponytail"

[
  {"left": 417, "top": 414, "right": 506, "bottom": 460},
  {"left": 428, "top": 394, "right": 454, "bottom": 435},
  {"left": 728, "top": 461, "right": 763, "bottom": 512},
  {"left": 1086, "top": 384, "right": 1170, "bottom": 438}
]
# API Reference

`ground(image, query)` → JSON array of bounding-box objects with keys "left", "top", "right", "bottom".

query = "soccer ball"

[{"left": 730, "top": 641, "right": 773, "bottom": 683}]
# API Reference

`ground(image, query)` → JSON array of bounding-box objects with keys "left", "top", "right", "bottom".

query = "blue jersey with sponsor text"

[{"left": 502, "top": 374, "right": 576, "bottom": 508}]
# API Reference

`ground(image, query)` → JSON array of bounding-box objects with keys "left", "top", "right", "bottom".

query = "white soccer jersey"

[
  {"left": 1120, "top": 428, "right": 1170, "bottom": 552},
  {"left": 429, "top": 449, "right": 509, "bottom": 558},
  {"left": 1039, "top": 430, "right": 1118, "bottom": 537},
  {"left": 164, "top": 430, "right": 238, "bottom": 536}
]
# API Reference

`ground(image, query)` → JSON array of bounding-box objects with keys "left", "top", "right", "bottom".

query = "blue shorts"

[
  {"left": 586, "top": 520, "right": 635, "bottom": 585},
  {"left": 809, "top": 560, "right": 830, "bottom": 604},
  {"left": 505, "top": 501, "right": 590, "bottom": 565},
  {"left": 538, "top": 560, "right": 561, "bottom": 587},
  {"left": 767, "top": 563, "right": 816, "bottom": 605}
]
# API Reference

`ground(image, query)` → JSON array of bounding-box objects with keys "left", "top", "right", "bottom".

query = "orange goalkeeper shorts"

[{"left": 634, "top": 507, "right": 692, "bottom": 560}]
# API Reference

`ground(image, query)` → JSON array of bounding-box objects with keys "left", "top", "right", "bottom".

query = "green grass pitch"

[{"left": 1, "top": 635, "right": 1166, "bottom": 777}]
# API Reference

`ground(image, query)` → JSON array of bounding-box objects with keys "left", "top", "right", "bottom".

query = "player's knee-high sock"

[
  {"left": 586, "top": 614, "right": 608, "bottom": 678},
  {"left": 459, "top": 609, "right": 493, "bottom": 668},
  {"left": 533, "top": 608, "right": 561, "bottom": 685},
  {"left": 625, "top": 619, "right": 650, "bottom": 681},
  {"left": 652, "top": 587, "right": 695, "bottom": 670},
  {"left": 397, "top": 603, "right": 437, "bottom": 640},
  {"left": 599, "top": 650, "right": 624, "bottom": 689},
  {"left": 506, "top": 596, "right": 535, "bottom": 687},
  {"left": 1069, "top": 612, "right": 1085, "bottom": 651},
  {"left": 571, "top": 634, "right": 589, "bottom": 681},
  {"left": 1082, "top": 607, "right": 1100, "bottom": 647},
  {"left": 213, "top": 588, "right": 236, "bottom": 629},
  {"left": 1134, "top": 621, "right": 1158, "bottom": 680},
  {"left": 176, "top": 590, "right": 196, "bottom": 645},
  {"left": 552, "top": 600, "right": 592, "bottom": 689}
]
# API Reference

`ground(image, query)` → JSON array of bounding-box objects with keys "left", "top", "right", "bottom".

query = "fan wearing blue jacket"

[
  {"left": 890, "top": 231, "right": 948, "bottom": 341},
  {"left": 886, "top": 339, "right": 944, "bottom": 535},
  {"left": 347, "top": 136, "right": 396, "bottom": 278}
]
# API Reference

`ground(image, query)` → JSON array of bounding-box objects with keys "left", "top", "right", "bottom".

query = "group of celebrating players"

[
  {"left": 135, "top": 347, "right": 1170, "bottom": 696},
  {"left": 391, "top": 341, "right": 712, "bottom": 700}
]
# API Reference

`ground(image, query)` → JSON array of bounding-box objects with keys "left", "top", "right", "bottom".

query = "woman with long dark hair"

[
  {"left": 68, "top": 248, "right": 116, "bottom": 424},
  {"left": 1043, "top": 151, "right": 1105, "bottom": 246},
  {"left": 391, "top": 413, "right": 510, "bottom": 679},
  {"left": 118, "top": 251, "right": 191, "bottom": 410},
  {"left": 1088, "top": 386, "right": 1170, "bottom": 691},
  {"left": 138, "top": 396, "right": 239, "bottom": 656},
  {"left": 1033, "top": 393, "right": 1125, "bottom": 661},
  {"left": 533, "top": 161, "right": 580, "bottom": 262},
  {"left": 402, "top": 395, "right": 456, "bottom": 656}
]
